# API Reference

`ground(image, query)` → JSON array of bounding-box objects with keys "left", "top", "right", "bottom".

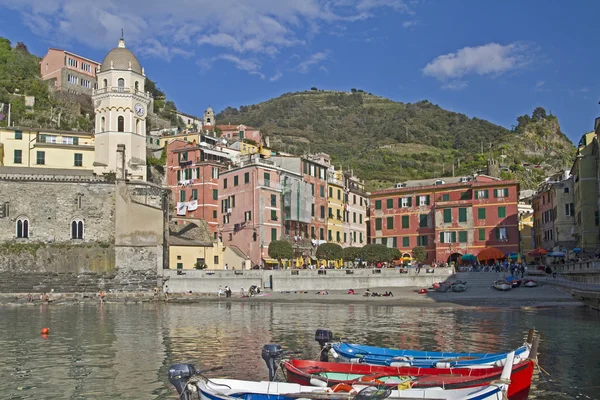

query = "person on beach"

[
  {"left": 363, "top": 289, "right": 371, "bottom": 297},
  {"left": 164, "top": 285, "right": 169, "bottom": 302},
  {"left": 98, "top": 290, "right": 105, "bottom": 304},
  {"left": 240, "top": 287, "right": 246, "bottom": 297},
  {"left": 153, "top": 286, "right": 159, "bottom": 300},
  {"left": 218, "top": 286, "right": 223, "bottom": 297},
  {"left": 26, "top": 293, "right": 32, "bottom": 302}
]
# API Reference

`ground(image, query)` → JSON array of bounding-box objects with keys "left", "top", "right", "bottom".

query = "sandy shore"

[{"left": 0, "top": 284, "right": 583, "bottom": 309}]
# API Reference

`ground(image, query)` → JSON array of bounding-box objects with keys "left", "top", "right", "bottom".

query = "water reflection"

[{"left": 0, "top": 302, "right": 598, "bottom": 399}]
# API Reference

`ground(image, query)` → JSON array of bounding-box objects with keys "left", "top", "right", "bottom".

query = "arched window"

[
  {"left": 101, "top": 116, "right": 105, "bottom": 133},
  {"left": 103, "top": 78, "right": 108, "bottom": 88},
  {"left": 117, "top": 78, "right": 125, "bottom": 92},
  {"left": 117, "top": 116, "right": 124, "bottom": 132},
  {"left": 71, "top": 220, "right": 84, "bottom": 239},
  {"left": 16, "top": 217, "right": 29, "bottom": 238},
  {"left": 134, "top": 81, "right": 139, "bottom": 91}
]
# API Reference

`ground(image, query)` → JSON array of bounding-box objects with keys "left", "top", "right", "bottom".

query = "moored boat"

[
  {"left": 493, "top": 280, "right": 511, "bottom": 291},
  {"left": 282, "top": 354, "right": 535, "bottom": 400},
  {"left": 451, "top": 283, "right": 466, "bottom": 292},
  {"left": 328, "top": 339, "right": 530, "bottom": 368},
  {"left": 523, "top": 279, "right": 538, "bottom": 288}
]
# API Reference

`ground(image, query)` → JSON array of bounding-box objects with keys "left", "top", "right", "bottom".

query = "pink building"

[
  {"left": 166, "top": 137, "right": 230, "bottom": 237},
  {"left": 40, "top": 48, "right": 101, "bottom": 95},
  {"left": 219, "top": 157, "right": 282, "bottom": 268},
  {"left": 217, "top": 124, "right": 262, "bottom": 143}
]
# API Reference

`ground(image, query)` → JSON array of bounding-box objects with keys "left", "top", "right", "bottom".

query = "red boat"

[{"left": 282, "top": 358, "right": 534, "bottom": 400}]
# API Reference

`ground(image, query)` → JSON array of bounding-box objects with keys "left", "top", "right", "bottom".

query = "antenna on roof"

[{"left": 121, "top": 29, "right": 124, "bottom": 39}]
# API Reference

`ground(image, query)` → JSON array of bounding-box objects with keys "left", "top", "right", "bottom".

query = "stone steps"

[{"left": 0, "top": 272, "right": 158, "bottom": 293}]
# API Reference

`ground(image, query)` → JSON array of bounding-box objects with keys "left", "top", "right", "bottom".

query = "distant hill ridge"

[{"left": 217, "top": 90, "right": 575, "bottom": 190}]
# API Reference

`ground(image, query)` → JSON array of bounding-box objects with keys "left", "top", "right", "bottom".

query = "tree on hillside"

[
  {"left": 412, "top": 246, "right": 427, "bottom": 263},
  {"left": 316, "top": 243, "right": 343, "bottom": 266},
  {"left": 359, "top": 244, "right": 390, "bottom": 265},
  {"left": 268, "top": 240, "right": 293, "bottom": 269},
  {"left": 532, "top": 107, "right": 547, "bottom": 122}
]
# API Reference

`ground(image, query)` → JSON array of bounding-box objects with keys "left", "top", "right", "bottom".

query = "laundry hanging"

[{"left": 176, "top": 202, "right": 187, "bottom": 216}]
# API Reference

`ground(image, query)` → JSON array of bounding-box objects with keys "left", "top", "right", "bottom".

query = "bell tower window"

[
  {"left": 103, "top": 78, "right": 107, "bottom": 88},
  {"left": 134, "top": 81, "right": 139, "bottom": 91},
  {"left": 117, "top": 78, "right": 124, "bottom": 92},
  {"left": 118, "top": 116, "right": 124, "bottom": 132},
  {"left": 101, "top": 117, "right": 105, "bottom": 133}
]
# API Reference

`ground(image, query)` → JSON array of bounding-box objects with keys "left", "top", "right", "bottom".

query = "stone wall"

[
  {"left": 0, "top": 174, "right": 169, "bottom": 292},
  {"left": 0, "top": 178, "right": 115, "bottom": 243}
]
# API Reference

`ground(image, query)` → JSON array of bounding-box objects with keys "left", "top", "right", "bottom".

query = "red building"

[
  {"left": 166, "top": 137, "right": 230, "bottom": 237},
  {"left": 368, "top": 176, "right": 519, "bottom": 263}
]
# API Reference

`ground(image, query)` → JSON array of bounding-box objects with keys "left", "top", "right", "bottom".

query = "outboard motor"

[
  {"left": 262, "top": 344, "right": 283, "bottom": 381},
  {"left": 168, "top": 363, "right": 197, "bottom": 400},
  {"left": 315, "top": 329, "right": 333, "bottom": 362}
]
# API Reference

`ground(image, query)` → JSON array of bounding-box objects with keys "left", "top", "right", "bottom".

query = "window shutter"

[
  {"left": 495, "top": 228, "right": 500, "bottom": 240},
  {"left": 407, "top": 197, "right": 412, "bottom": 207},
  {"left": 504, "top": 188, "right": 509, "bottom": 197},
  {"left": 425, "top": 195, "right": 430, "bottom": 205},
  {"left": 484, "top": 190, "right": 489, "bottom": 199},
  {"left": 494, "top": 189, "right": 498, "bottom": 198},
  {"left": 440, "top": 232, "right": 444, "bottom": 243},
  {"left": 475, "top": 190, "right": 479, "bottom": 199},
  {"left": 177, "top": 170, "right": 181, "bottom": 181},
  {"left": 451, "top": 232, "right": 456, "bottom": 243}
]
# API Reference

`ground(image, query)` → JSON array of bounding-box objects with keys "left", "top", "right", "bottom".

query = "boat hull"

[
  {"left": 283, "top": 359, "right": 533, "bottom": 400},
  {"left": 197, "top": 378, "right": 508, "bottom": 400}
]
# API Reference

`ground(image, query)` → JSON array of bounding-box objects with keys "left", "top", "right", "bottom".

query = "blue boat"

[{"left": 329, "top": 341, "right": 530, "bottom": 368}]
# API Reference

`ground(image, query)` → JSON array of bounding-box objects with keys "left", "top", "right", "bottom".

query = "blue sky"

[{"left": 0, "top": 0, "right": 597, "bottom": 143}]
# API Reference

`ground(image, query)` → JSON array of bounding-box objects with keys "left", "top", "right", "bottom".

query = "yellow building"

[
  {"left": 519, "top": 212, "right": 534, "bottom": 255},
  {"left": 159, "top": 132, "right": 201, "bottom": 148},
  {"left": 0, "top": 127, "right": 95, "bottom": 170},
  {"left": 168, "top": 220, "right": 224, "bottom": 269},
  {"left": 327, "top": 167, "right": 345, "bottom": 251}
]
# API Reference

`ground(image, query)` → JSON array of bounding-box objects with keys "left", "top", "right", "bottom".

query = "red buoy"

[
  {"left": 418, "top": 288, "right": 428, "bottom": 294},
  {"left": 41, "top": 328, "right": 49, "bottom": 335}
]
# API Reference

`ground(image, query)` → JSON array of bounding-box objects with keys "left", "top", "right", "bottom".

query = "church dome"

[
  {"left": 100, "top": 38, "right": 142, "bottom": 74},
  {"left": 205, "top": 106, "right": 214, "bottom": 113}
]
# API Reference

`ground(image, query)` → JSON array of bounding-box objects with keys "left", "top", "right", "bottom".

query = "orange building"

[{"left": 40, "top": 48, "right": 101, "bottom": 95}]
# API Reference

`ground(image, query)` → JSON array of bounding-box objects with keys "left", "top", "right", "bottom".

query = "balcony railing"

[
  {"left": 93, "top": 86, "right": 151, "bottom": 98},
  {"left": 257, "top": 180, "right": 281, "bottom": 190},
  {"left": 327, "top": 176, "right": 344, "bottom": 186}
]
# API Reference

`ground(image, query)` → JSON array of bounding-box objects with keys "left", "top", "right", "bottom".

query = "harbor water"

[{"left": 0, "top": 302, "right": 599, "bottom": 399}]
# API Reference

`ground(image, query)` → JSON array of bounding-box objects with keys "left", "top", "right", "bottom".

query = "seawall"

[{"left": 163, "top": 268, "right": 453, "bottom": 293}]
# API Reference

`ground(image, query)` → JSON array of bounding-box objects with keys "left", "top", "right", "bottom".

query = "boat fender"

[
  {"left": 329, "top": 348, "right": 339, "bottom": 359},
  {"left": 494, "top": 359, "right": 505, "bottom": 367},
  {"left": 358, "top": 376, "right": 384, "bottom": 385},
  {"left": 418, "top": 288, "right": 428, "bottom": 294},
  {"left": 389, "top": 361, "right": 411, "bottom": 367},
  {"left": 310, "top": 378, "right": 328, "bottom": 387},
  {"left": 330, "top": 384, "right": 357, "bottom": 394},
  {"left": 435, "top": 362, "right": 453, "bottom": 368},
  {"left": 392, "top": 356, "right": 413, "bottom": 362},
  {"left": 349, "top": 358, "right": 361, "bottom": 364}
]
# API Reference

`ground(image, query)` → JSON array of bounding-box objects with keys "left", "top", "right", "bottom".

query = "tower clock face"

[{"left": 135, "top": 103, "right": 145, "bottom": 116}]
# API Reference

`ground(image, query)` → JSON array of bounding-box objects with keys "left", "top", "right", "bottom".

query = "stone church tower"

[
  {"left": 93, "top": 37, "right": 151, "bottom": 181},
  {"left": 203, "top": 106, "right": 215, "bottom": 126}
]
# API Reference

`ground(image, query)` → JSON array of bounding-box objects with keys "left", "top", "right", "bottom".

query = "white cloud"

[
  {"left": 442, "top": 80, "right": 467, "bottom": 91},
  {"left": 402, "top": 20, "right": 418, "bottom": 28},
  {"left": 423, "top": 42, "right": 532, "bottom": 83},
  {"left": 216, "top": 54, "right": 265, "bottom": 79},
  {"left": 269, "top": 70, "right": 283, "bottom": 82},
  {"left": 534, "top": 80, "right": 549, "bottom": 92},
  {"left": 296, "top": 51, "right": 330, "bottom": 73},
  {"left": 2, "top": 0, "right": 417, "bottom": 61}
]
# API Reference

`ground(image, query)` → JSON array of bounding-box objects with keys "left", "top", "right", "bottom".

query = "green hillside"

[{"left": 217, "top": 90, "right": 575, "bottom": 190}]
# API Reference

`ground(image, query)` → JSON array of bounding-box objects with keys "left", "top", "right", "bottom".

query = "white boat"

[
  {"left": 176, "top": 352, "right": 515, "bottom": 400},
  {"left": 523, "top": 280, "right": 538, "bottom": 288},
  {"left": 492, "top": 280, "right": 511, "bottom": 291}
]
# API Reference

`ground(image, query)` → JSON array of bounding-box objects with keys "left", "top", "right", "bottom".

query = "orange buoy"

[
  {"left": 41, "top": 328, "right": 49, "bottom": 335},
  {"left": 418, "top": 288, "right": 428, "bottom": 294},
  {"left": 330, "top": 383, "right": 357, "bottom": 394}
]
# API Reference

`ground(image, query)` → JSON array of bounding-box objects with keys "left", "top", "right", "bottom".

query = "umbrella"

[
  {"left": 477, "top": 247, "right": 505, "bottom": 261},
  {"left": 528, "top": 247, "right": 548, "bottom": 257},
  {"left": 549, "top": 251, "right": 566, "bottom": 257},
  {"left": 460, "top": 254, "right": 477, "bottom": 263},
  {"left": 573, "top": 248, "right": 581, "bottom": 253},
  {"left": 507, "top": 252, "right": 519, "bottom": 260}
]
